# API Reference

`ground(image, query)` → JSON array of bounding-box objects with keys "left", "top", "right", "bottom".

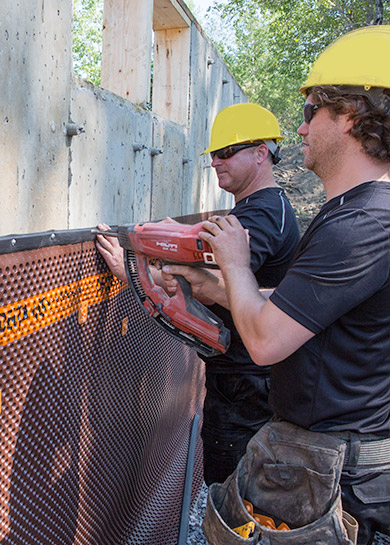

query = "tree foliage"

[
  {"left": 73, "top": 0, "right": 103, "bottom": 85},
  {"left": 204, "top": 0, "right": 390, "bottom": 142}
]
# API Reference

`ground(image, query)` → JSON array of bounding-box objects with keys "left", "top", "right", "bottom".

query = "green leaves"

[
  {"left": 73, "top": 0, "right": 103, "bottom": 85},
  {"left": 205, "top": 0, "right": 389, "bottom": 142}
]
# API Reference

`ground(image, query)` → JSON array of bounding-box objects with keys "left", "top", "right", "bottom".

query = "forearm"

[
  {"left": 223, "top": 266, "right": 270, "bottom": 353},
  {"left": 161, "top": 265, "right": 231, "bottom": 308},
  {"left": 193, "top": 270, "right": 230, "bottom": 308},
  {"left": 223, "top": 263, "right": 315, "bottom": 366}
]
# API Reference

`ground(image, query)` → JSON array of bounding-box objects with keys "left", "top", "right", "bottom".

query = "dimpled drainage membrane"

[{"left": 0, "top": 235, "right": 205, "bottom": 545}]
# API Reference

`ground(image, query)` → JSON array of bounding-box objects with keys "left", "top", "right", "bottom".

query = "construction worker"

[
  {"left": 97, "top": 103, "right": 300, "bottom": 486},
  {"left": 164, "top": 26, "right": 390, "bottom": 544},
  {"left": 161, "top": 103, "right": 300, "bottom": 485}
]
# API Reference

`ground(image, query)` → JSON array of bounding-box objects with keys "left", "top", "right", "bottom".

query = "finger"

[
  {"left": 96, "top": 233, "right": 115, "bottom": 251},
  {"left": 165, "top": 284, "right": 178, "bottom": 294},
  {"left": 162, "top": 264, "right": 192, "bottom": 275},
  {"left": 206, "top": 215, "right": 224, "bottom": 225},
  {"left": 97, "top": 223, "right": 111, "bottom": 231},
  {"left": 210, "top": 214, "right": 241, "bottom": 229},
  {"left": 198, "top": 230, "right": 214, "bottom": 243},
  {"left": 201, "top": 220, "right": 224, "bottom": 234},
  {"left": 224, "top": 214, "right": 241, "bottom": 226},
  {"left": 161, "top": 271, "right": 175, "bottom": 281},
  {"left": 95, "top": 241, "right": 112, "bottom": 260}
]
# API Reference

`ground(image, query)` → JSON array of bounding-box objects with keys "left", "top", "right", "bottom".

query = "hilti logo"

[{"left": 155, "top": 242, "right": 178, "bottom": 251}]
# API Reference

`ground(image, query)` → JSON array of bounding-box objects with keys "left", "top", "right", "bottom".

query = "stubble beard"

[{"left": 304, "top": 135, "right": 343, "bottom": 182}]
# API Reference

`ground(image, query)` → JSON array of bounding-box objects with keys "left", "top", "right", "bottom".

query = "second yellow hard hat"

[{"left": 203, "top": 103, "right": 283, "bottom": 155}]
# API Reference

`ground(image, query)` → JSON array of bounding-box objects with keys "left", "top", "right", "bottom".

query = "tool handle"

[
  {"left": 175, "top": 275, "right": 228, "bottom": 335},
  {"left": 175, "top": 274, "right": 193, "bottom": 299},
  {"left": 129, "top": 253, "right": 230, "bottom": 356}
]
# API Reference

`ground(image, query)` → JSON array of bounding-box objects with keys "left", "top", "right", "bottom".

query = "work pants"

[
  {"left": 201, "top": 372, "right": 273, "bottom": 486},
  {"left": 321, "top": 431, "right": 390, "bottom": 544},
  {"left": 341, "top": 466, "right": 390, "bottom": 544}
]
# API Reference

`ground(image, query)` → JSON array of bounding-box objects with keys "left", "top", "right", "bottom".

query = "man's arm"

[
  {"left": 162, "top": 265, "right": 230, "bottom": 308},
  {"left": 198, "top": 215, "right": 315, "bottom": 366}
]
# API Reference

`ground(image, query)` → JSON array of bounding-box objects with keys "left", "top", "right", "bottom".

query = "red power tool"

[{"left": 93, "top": 222, "right": 230, "bottom": 356}]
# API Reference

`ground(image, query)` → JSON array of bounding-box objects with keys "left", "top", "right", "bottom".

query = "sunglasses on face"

[
  {"left": 211, "top": 143, "right": 260, "bottom": 160},
  {"left": 303, "top": 103, "right": 324, "bottom": 123}
]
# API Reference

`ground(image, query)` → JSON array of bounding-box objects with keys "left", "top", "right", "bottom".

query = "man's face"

[
  {"left": 297, "top": 94, "right": 345, "bottom": 179},
  {"left": 211, "top": 145, "right": 259, "bottom": 197}
]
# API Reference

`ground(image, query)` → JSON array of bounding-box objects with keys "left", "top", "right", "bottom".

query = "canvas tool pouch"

[{"left": 202, "top": 420, "right": 358, "bottom": 545}]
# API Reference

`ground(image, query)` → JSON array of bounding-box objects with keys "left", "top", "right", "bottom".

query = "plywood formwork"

[
  {"left": 153, "top": 27, "right": 191, "bottom": 126},
  {"left": 101, "top": 0, "right": 154, "bottom": 105}
]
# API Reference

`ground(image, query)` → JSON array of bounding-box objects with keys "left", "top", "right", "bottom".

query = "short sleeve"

[{"left": 270, "top": 209, "right": 390, "bottom": 333}]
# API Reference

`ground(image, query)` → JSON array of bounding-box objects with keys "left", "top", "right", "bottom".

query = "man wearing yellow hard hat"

[
  {"left": 194, "top": 26, "right": 390, "bottom": 544},
  {"left": 163, "top": 102, "right": 300, "bottom": 485},
  {"left": 96, "top": 101, "right": 300, "bottom": 486}
]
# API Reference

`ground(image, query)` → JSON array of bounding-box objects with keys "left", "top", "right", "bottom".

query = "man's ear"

[
  {"left": 256, "top": 144, "right": 270, "bottom": 164},
  {"left": 341, "top": 113, "right": 355, "bottom": 135}
]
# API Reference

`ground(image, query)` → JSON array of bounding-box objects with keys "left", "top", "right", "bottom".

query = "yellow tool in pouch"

[{"left": 232, "top": 521, "right": 256, "bottom": 538}]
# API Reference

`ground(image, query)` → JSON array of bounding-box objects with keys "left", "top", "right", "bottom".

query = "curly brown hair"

[{"left": 308, "top": 85, "right": 390, "bottom": 163}]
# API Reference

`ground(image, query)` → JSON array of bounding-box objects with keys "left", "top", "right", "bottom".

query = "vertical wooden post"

[
  {"left": 101, "top": 0, "right": 153, "bottom": 105},
  {"left": 153, "top": 27, "right": 190, "bottom": 126}
]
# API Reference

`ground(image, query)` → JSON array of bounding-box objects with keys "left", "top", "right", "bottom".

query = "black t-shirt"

[
  {"left": 270, "top": 181, "right": 390, "bottom": 435},
  {"left": 202, "top": 187, "right": 300, "bottom": 374}
]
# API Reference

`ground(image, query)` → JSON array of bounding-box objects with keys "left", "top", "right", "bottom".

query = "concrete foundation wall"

[{"left": 0, "top": 0, "right": 246, "bottom": 236}]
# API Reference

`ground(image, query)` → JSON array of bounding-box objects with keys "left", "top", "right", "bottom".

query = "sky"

[
  {"left": 189, "top": 0, "right": 226, "bottom": 16},
  {"left": 191, "top": 0, "right": 212, "bottom": 14}
]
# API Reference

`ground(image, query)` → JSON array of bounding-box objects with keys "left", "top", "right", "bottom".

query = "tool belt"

[{"left": 202, "top": 420, "right": 359, "bottom": 545}]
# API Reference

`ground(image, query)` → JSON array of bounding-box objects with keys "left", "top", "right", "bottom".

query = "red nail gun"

[{"left": 93, "top": 222, "right": 230, "bottom": 356}]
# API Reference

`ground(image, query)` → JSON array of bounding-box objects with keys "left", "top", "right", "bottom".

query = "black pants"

[
  {"left": 201, "top": 371, "right": 273, "bottom": 486},
  {"left": 340, "top": 468, "right": 390, "bottom": 545}
]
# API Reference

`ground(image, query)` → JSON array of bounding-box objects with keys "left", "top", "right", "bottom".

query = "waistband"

[
  {"left": 270, "top": 417, "right": 390, "bottom": 468},
  {"left": 325, "top": 431, "right": 390, "bottom": 469}
]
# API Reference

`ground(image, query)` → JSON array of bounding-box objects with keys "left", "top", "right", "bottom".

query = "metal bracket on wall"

[
  {"left": 133, "top": 143, "right": 147, "bottom": 152},
  {"left": 64, "top": 122, "right": 85, "bottom": 137}
]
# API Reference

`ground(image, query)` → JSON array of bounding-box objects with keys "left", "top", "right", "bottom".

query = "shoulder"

[
  {"left": 233, "top": 188, "right": 295, "bottom": 225},
  {"left": 298, "top": 204, "right": 390, "bottom": 273}
]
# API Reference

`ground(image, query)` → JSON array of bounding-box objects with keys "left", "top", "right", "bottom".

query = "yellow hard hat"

[
  {"left": 300, "top": 25, "right": 390, "bottom": 96},
  {"left": 203, "top": 103, "right": 283, "bottom": 154}
]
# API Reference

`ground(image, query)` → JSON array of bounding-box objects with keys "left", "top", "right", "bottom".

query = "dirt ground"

[{"left": 274, "top": 143, "right": 326, "bottom": 232}]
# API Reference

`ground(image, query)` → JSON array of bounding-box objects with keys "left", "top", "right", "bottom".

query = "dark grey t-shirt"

[
  {"left": 270, "top": 181, "right": 390, "bottom": 435},
  {"left": 202, "top": 187, "right": 300, "bottom": 374}
]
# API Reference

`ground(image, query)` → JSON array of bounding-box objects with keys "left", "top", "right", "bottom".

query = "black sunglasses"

[
  {"left": 303, "top": 103, "right": 324, "bottom": 123},
  {"left": 211, "top": 143, "right": 260, "bottom": 160}
]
